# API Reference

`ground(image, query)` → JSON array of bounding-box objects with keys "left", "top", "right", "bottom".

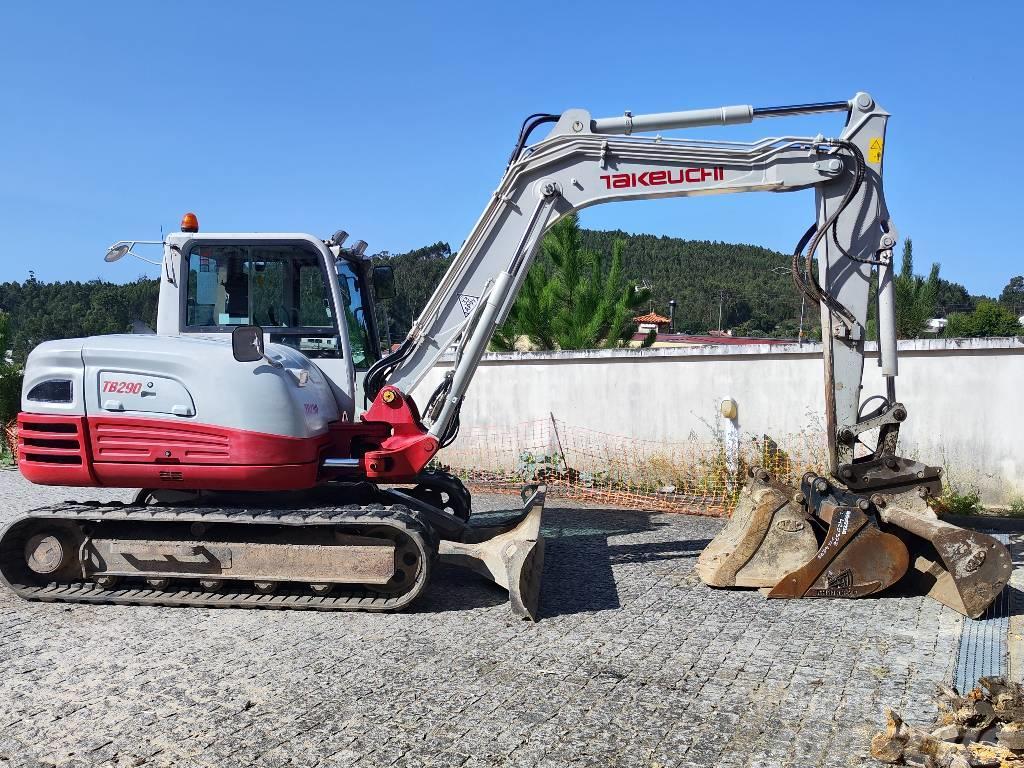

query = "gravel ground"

[{"left": 0, "top": 468, "right": 962, "bottom": 768}]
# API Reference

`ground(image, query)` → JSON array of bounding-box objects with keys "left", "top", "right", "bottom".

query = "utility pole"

[{"left": 717, "top": 289, "right": 726, "bottom": 331}]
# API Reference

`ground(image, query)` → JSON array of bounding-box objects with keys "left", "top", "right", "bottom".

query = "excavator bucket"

[
  {"left": 877, "top": 491, "right": 1012, "bottom": 619},
  {"left": 696, "top": 469, "right": 818, "bottom": 588},
  {"left": 438, "top": 484, "right": 546, "bottom": 620},
  {"left": 767, "top": 504, "right": 910, "bottom": 599},
  {"left": 698, "top": 470, "right": 1012, "bottom": 618}
]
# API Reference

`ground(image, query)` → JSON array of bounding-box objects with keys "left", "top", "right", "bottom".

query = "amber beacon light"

[{"left": 180, "top": 212, "right": 200, "bottom": 233}]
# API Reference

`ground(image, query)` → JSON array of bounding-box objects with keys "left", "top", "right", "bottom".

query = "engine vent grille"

[{"left": 18, "top": 416, "right": 84, "bottom": 466}]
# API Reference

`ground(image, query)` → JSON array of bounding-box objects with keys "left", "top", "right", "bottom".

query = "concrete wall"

[{"left": 420, "top": 338, "right": 1024, "bottom": 503}]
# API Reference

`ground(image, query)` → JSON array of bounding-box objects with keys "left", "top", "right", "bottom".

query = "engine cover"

[{"left": 18, "top": 334, "right": 342, "bottom": 491}]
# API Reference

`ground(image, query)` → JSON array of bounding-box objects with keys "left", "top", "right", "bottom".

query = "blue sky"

[{"left": 1, "top": 2, "right": 1020, "bottom": 296}]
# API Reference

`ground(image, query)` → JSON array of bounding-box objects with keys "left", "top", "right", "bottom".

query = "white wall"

[{"left": 420, "top": 338, "right": 1024, "bottom": 503}]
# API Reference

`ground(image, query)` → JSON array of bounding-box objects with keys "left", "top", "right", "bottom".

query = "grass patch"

[{"left": 935, "top": 483, "right": 983, "bottom": 516}]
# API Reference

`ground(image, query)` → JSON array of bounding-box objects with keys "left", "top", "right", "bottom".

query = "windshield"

[
  {"left": 185, "top": 244, "right": 342, "bottom": 359},
  {"left": 336, "top": 259, "right": 379, "bottom": 368}
]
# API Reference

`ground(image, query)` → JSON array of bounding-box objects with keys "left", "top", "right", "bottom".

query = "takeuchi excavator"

[{"left": 1, "top": 92, "right": 1010, "bottom": 621}]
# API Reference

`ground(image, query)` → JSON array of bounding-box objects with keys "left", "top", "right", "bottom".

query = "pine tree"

[
  {"left": 494, "top": 215, "right": 650, "bottom": 350},
  {"left": 893, "top": 238, "right": 940, "bottom": 338}
]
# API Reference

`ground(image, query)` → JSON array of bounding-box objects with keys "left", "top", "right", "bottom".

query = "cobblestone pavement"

[{"left": 0, "top": 468, "right": 961, "bottom": 768}]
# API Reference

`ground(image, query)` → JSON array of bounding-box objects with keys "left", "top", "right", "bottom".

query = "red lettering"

[
  {"left": 602, "top": 167, "right": 723, "bottom": 190},
  {"left": 103, "top": 380, "right": 142, "bottom": 394}
]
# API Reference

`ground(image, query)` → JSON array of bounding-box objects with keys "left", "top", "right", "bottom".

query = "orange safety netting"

[
  {"left": 432, "top": 417, "right": 829, "bottom": 517},
  {"left": 3, "top": 419, "right": 17, "bottom": 462}
]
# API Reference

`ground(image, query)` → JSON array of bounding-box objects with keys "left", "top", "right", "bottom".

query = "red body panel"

[
  {"left": 18, "top": 413, "right": 94, "bottom": 486},
  {"left": 18, "top": 385, "right": 439, "bottom": 491},
  {"left": 361, "top": 387, "right": 437, "bottom": 481},
  {"left": 89, "top": 461, "right": 320, "bottom": 492},
  {"left": 88, "top": 417, "right": 327, "bottom": 465},
  {"left": 19, "top": 413, "right": 329, "bottom": 491}
]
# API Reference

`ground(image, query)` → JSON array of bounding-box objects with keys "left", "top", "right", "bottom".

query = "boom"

[{"left": 368, "top": 92, "right": 897, "bottom": 475}]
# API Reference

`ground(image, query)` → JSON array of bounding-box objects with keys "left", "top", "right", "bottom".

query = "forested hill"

[
  {"left": 0, "top": 230, "right": 995, "bottom": 361},
  {"left": 372, "top": 230, "right": 991, "bottom": 342},
  {"left": 580, "top": 230, "right": 806, "bottom": 338},
  {"left": 371, "top": 232, "right": 813, "bottom": 341},
  {"left": 0, "top": 278, "right": 159, "bottom": 363}
]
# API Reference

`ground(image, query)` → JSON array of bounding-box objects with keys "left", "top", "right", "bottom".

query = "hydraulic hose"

[{"left": 790, "top": 140, "right": 870, "bottom": 327}]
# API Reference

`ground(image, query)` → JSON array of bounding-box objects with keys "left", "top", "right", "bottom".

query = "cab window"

[
  {"left": 336, "top": 259, "right": 380, "bottom": 369},
  {"left": 186, "top": 244, "right": 342, "bottom": 359}
]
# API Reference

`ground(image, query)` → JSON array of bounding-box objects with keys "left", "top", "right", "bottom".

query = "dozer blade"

[
  {"left": 878, "top": 491, "right": 1012, "bottom": 619},
  {"left": 438, "top": 484, "right": 546, "bottom": 620},
  {"left": 768, "top": 504, "right": 910, "bottom": 599},
  {"left": 696, "top": 469, "right": 819, "bottom": 588}
]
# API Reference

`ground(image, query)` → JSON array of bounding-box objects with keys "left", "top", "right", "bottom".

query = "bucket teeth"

[
  {"left": 438, "top": 484, "right": 546, "bottom": 621},
  {"left": 696, "top": 471, "right": 818, "bottom": 588}
]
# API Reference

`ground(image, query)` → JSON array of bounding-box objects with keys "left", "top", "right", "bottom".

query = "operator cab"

[
  {"left": 180, "top": 242, "right": 376, "bottom": 365},
  {"left": 107, "top": 213, "right": 393, "bottom": 417}
]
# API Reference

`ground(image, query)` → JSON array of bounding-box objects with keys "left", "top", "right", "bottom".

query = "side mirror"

[
  {"left": 372, "top": 265, "right": 396, "bottom": 300},
  {"left": 231, "top": 325, "right": 266, "bottom": 363}
]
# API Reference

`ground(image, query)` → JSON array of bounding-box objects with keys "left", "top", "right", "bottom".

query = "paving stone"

[{"left": 0, "top": 470, "right": 966, "bottom": 768}]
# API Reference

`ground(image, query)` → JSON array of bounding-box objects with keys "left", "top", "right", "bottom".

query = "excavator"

[{"left": 1, "top": 92, "right": 1011, "bottom": 621}]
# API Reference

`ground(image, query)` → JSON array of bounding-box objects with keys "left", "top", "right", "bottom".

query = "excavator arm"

[
  {"left": 362, "top": 92, "right": 1011, "bottom": 619},
  {"left": 369, "top": 93, "right": 893, "bottom": 476}
]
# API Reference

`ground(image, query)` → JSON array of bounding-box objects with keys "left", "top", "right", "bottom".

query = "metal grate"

[{"left": 954, "top": 533, "right": 1010, "bottom": 694}]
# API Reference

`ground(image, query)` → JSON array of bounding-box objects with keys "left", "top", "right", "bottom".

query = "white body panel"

[{"left": 23, "top": 335, "right": 340, "bottom": 439}]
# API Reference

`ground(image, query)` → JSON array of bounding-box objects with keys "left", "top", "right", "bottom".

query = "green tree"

[
  {"left": 893, "top": 238, "right": 940, "bottom": 339},
  {"left": 0, "top": 312, "right": 23, "bottom": 456},
  {"left": 371, "top": 242, "right": 452, "bottom": 346},
  {"left": 999, "top": 275, "right": 1024, "bottom": 313},
  {"left": 935, "top": 278, "right": 975, "bottom": 316},
  {"left": 0, "top": 277, "right": 159, "bottom": 364},
  {"left": 495, "top": 214, "right": 650, "bottom": 350},
  {"left": 944, "top": 300, "right": 1022, "bottom": 338}
]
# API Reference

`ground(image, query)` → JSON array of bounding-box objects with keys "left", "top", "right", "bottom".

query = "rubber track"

[{"left": 0, "top": 501, "right": 434, "bottom": 612}]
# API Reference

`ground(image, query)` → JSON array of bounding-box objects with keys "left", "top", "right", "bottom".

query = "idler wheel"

[
  {"left": 253, "top": 581, "right": 278, "bottom": 595},
  {"left": 199, "top": 579, "right": 222, "bottom": 592},
  {"left": 145, "top": 578, "right": 172, "bottom": 590},
  {"left": 93, "top": 575, "right": 121, "bottom": 589},
  {"left": 24, "top": 534, "right": 69, "bottom": 576}
]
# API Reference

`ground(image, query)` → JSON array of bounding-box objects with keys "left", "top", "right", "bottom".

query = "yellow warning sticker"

[{"left": 868, "top": 137, "right": 883, "bottom": 163}]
